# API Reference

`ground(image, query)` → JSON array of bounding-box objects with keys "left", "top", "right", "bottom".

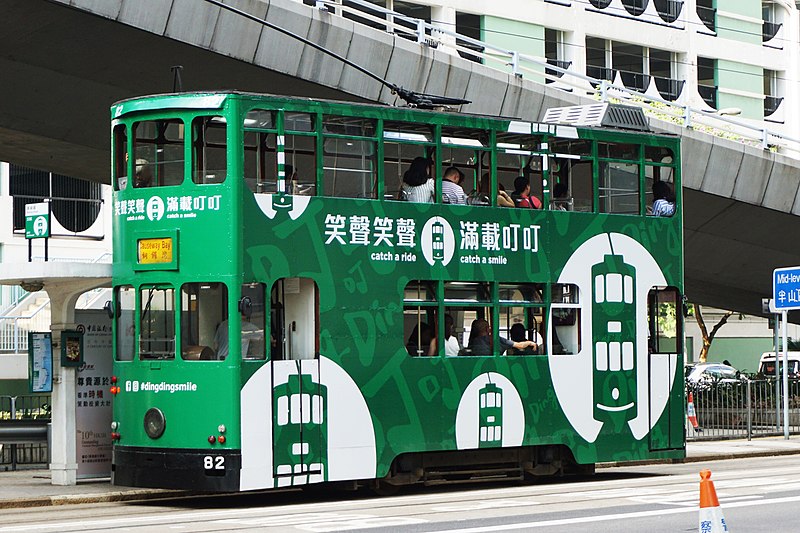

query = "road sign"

[
  {"left": 25, "top": 202, "right": 50, "bottom": 239},
  {"left": 773, "top": 266, "right": 800, "bottom": 310}
]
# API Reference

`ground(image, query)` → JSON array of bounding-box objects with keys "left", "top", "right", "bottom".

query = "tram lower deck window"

[{"left": 139, "top": 286, "right": 175, "bottom": 360}]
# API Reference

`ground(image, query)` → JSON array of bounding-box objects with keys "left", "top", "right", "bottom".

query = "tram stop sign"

[
  {"left": 25, "top": 202, "right": 50, "bottom": 239},
  {"left": 773, "top": 266, "right": 800, "bottom": 310}
]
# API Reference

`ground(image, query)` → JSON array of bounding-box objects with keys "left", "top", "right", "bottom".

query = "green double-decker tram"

[{"left": 108, "top": 92, "right": 685, "bottom": 491}]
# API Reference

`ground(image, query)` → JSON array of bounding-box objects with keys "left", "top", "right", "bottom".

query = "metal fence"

[
  {"left": 0, "top": 395, "right": 51, "bottom": 470},
  {"left": 686, "top": 379, "right": 800, "bottom": 441}
]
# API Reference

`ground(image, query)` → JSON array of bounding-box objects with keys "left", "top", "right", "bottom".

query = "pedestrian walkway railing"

[
  {"left": 686, "top": 379, "right": 800, "bottom": 441},
  {"left": 0, "top": 297, "right": 49, "bottom": 354},
  {"left": 0, "top": 395, "right": 50, "bottom": 471},
  {"left": 309, "top": 0, "right": 800, "bottom": 159}
]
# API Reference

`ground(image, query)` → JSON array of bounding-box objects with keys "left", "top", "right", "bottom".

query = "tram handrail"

[{"left": 311, "top": 0, "right": 800, "bottom": 159}]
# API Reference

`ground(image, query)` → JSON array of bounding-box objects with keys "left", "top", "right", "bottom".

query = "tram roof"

[{"left": 111, "top": 91, "right": 678, "bottom": 139}]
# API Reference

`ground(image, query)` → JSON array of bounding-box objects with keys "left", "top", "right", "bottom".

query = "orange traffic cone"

[
  {"left": 699, "top": 469, "right": 729, "bottom": 532},
  {"left": 688, "top": 391, "right": 702, "bottom": 432}
]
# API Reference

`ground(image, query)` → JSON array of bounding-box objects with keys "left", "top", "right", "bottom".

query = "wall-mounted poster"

[{"left": 28, "top": 332, "right": 53, "bottom": 393}]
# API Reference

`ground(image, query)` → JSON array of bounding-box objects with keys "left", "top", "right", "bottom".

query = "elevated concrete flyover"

[{"left": 2, "top": 0, "right": 800, "bottom": 317}]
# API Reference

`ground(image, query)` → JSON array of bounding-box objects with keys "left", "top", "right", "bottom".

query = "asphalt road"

[{"left": 0, "top": 456, "right": 798, "bottom": 532}]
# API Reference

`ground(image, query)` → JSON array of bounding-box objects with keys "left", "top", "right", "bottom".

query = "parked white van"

[{"left": 758, "top": 352, "right": 800, "bottom": 378}]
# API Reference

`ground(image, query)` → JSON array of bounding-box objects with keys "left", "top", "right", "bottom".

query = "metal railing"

[
  {"left": 308, "top": 0, "right": 800, "bottom": 156},
  {"left": 686, "top": 379, "right": 800, "bottom": 441},
  {"left": 0, "top": 395, "right": 51, "bottom": 470},
  {"left": 0, "top": 297, "right": 49, "bottom": 353}
]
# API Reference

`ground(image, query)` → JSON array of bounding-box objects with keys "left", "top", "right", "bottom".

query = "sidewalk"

[{"left": 2, "top": 436, "right": 799, "bottom": 509}]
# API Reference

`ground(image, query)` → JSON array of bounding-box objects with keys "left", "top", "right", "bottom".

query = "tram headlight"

[{"left": 143, "top": 408, "right": 166, "bottom": 439}]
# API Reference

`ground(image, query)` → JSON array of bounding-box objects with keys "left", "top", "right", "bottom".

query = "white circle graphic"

[
  {"left": 421, "top": 216, "right": 455, "bottom": 266},
  {"left": 146, "top": 196, "right": 165, "bottom": 221},
  {"left": 548, "top": 232, "right": 677, "bottom": 443},
  {"left": 455, "top": 372, "right": 524, "bottom": 449}
]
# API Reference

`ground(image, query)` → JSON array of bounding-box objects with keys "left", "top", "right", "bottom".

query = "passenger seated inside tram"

[
  {"left": 550, "top": 182, "right": 572, "bottom": 211},
  {"left": 406, "top": 322, "right": 433, "bottom": 356},
  {"left": 441, "top": 166, "right": 467, "bottom": 204},
  {"left": 134, "top": 159, "right": 153, "bottom": 188},
  {"left": 650, "top": 181, "right": 676, "bottom": 217},
  {"left": 400, "top": 157, "right": 435, "bottom": 203},
  {"left": 506, "top": 323, "right": 542, "bottom": 355},
  {"left": 468, "top": 173, "right": 514, "bottom": 207},
  {"left": 510, "top": 176, "right": 542, "bottom": 209},
  {"left": 465, "top": 318, "right": 536, "bottom": 356},
  {"left": 427, "top": 314, "right": 461, "bottom": 356},
  {"left": 213, "top": 311, "right": 261, "bottom": 360}
]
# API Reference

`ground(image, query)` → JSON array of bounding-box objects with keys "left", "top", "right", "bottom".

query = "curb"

[{"left": 0, "top": 489, "right": 193, "bottom": 510}]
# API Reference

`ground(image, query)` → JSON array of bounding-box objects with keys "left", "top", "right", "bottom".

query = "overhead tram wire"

[{"left": 201, "top": 0, "right": 471, "bottom": 109}]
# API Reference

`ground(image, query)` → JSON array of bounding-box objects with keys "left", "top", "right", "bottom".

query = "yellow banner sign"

[{"left": 138, "top": 238, "right": 173, "bottom": 264}]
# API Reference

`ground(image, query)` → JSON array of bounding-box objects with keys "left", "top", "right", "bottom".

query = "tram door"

[{"left": 270, "top": 277, "right": 325, "bottom": 487}]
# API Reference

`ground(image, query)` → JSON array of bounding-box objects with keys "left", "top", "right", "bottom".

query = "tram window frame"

[
  {"left": 599, "top": 160, "right": 640, "bottom": 215},
  {"left": 551, "top": 283, "right": 581, "bottom": 355},
  {"left": 132, "top": 119, "right": 185, "bottom": 188},
  {"left": 440, "top": 126, "right": 490, "bottom": 205},
  {"left": 139, "top": 285, "right": 176, "bottom": 360},
  {"left": 179, "top": 282, "right": 227, "bottom": 361},
  {"left": 645, "top": 164, "right": 675, "bottom": 213},
  {"left": 243, "top": 109, "right": 278, "bottom": 194},
  {"left": 648, "top": 287, "right": 681, "bottom": 354},
  {"left": 112, "top": 124, "right": 128, "bottom": 191},
  {"left": 552, "top": 156, "right": 593, "bottom": 213},
  {"left": 191, "top": 115, "right": 227, "bottom": 185},
  {"left": 240, "top": 282, "right": 267, "bottom": 361},
  {"left": 403, "top": 280, "right": 437, "bottom": 356},
  {"left": 498, "top": 282, "right": 546, "bottom": 356},
  {"left": 322, "top": 114, "right": 378, "bottom": 199},
  {"left": 114, "top": 285, "right": 135, "bottom": 362},
  {"left": 384, "top": 121, "right": 435, "bottom": 202},
  {"left": 496, "top": 133, "right": 545, "bottom": 209}
]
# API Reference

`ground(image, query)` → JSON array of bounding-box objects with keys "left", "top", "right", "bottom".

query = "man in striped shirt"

[{"left": 442, "top": 166, "right": 467, "bottom": 205}]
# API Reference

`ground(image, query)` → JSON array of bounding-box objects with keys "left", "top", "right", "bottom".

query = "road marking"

[
  {"left": 430, "top": 499, "right": 540, "bottom": 512},
  {"left": 424, "top": 495, "right": 800, "bottom": 532}
]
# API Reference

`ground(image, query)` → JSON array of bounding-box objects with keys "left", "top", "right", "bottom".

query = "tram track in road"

[{"left": 2, "top": 458, "right": 799, "bottom": 532}]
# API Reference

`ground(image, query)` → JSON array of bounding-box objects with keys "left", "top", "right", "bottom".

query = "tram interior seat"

[
  {"left": 550, "top": 198, "right": 574, "bottom": 211},
  {"left": 182, "top": 345, "right": 215, "bottom": 360}
]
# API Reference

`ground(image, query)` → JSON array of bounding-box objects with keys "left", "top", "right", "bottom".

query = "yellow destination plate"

[{"left": 138, "top": 238, "right": 173, "bottom": 264}]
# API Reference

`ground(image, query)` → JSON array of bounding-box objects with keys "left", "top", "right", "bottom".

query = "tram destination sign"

[{"left": 773, "top": 266, "right": 800, "bottom": 310}]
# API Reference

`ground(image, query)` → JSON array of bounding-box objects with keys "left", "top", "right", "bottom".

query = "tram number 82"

[{"left": 203, "top": 455, "right": 225, "bottom": 475}]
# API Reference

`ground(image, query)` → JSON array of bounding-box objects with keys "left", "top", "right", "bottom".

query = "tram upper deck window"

[
  {"left": 323, "top": 115, "right": 377, "bottom": 199},
  {"left": 243, "top": 109, "right": 277, "bottom": 194},
  {"left": 139, "top": 286, "right": 175, "bottom": 360},
  {"left": 180, "top": 283, "right": 227, "bottom": 361},
  {"left": 114, "top": 285, "right": 135, "bottom": 361},
  {"left": 644, "top": 146, "right": 675, "bottom": 209},
  {"left": 384, "top": 121, "right": 434, "bottom": 201},
  {"left": 599, "top": 161, "right": 639, "bottom": 214},
  {"left": 440, "top": 127, "right": 489, "bottom": 204},
  {"left": 133, "top": 119, "right": 184, "bottom": 187},
  {"left": 496, "top": 133, "right": 545, "bottom": 208},
  {"left": 113, "top": 124, "right": 128, "bottom": 190},
  {"left": 192, "top": 116, "right": 227, "bottom": 184}
]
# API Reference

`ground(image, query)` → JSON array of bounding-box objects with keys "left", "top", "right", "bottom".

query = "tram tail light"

[
  {"left": 218, "top": 435, "right": 226, "bottom": 444},
  {"left": 208, "top": 435, "right": 216, "bottom": 444}
]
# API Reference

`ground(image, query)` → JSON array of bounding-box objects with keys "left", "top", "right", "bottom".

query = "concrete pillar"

[
  {"left": 45, "top": 278, "right": 110, "bottom": 485},
  {"left": 431, "top": 5, "right": 456, "bottom": 54}
]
